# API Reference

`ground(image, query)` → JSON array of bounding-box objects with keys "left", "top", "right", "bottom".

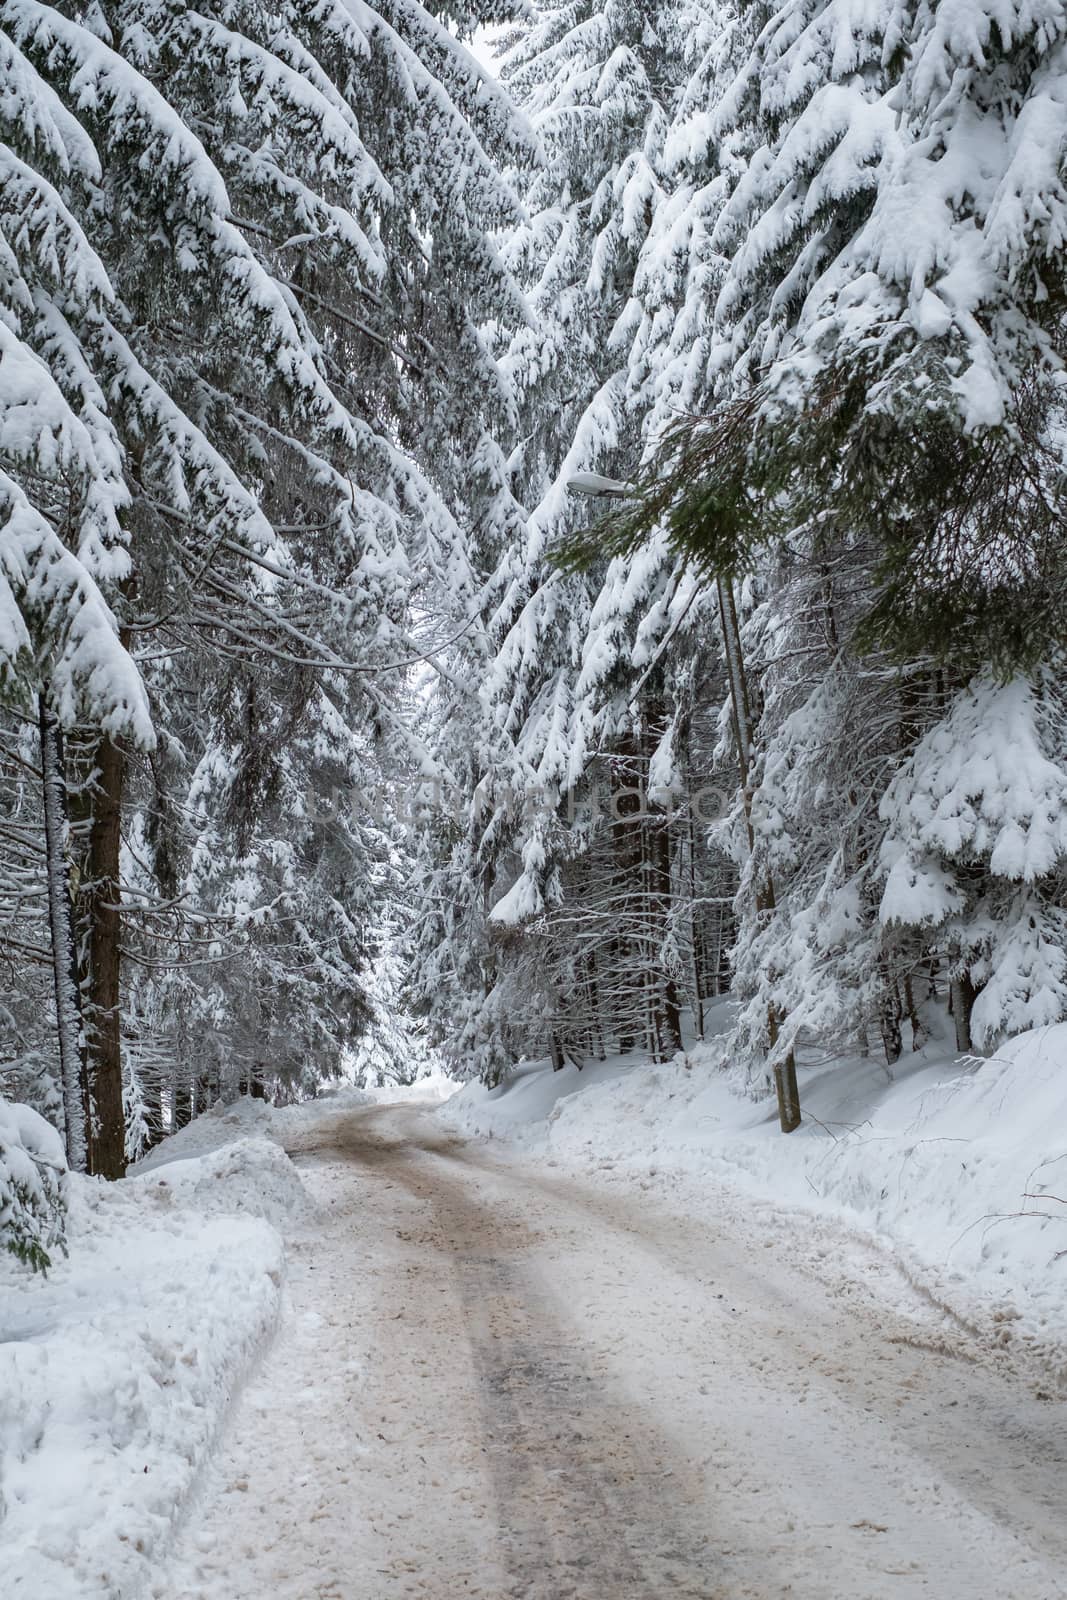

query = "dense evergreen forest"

[{"left": 4, "top": 0, "right": 1067, "bottom": 1258}]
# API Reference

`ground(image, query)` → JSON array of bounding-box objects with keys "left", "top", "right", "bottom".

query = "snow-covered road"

[{"left": 155, "top": 1104, "right": 1067, "bottom": 1600}]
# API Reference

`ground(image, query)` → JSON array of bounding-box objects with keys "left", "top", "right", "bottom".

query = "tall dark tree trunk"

[
  {"left": 649, "top": 813, "right": 683, "bottom": 1056},
  {"left": 878, "top": 959, "right": 904, "bottom": 1067},
  {"left": 84, "top": 733, "right": 127, "bottom": 1179},
  {"left": 879, "top": 997, "right": 903, "bottom": 1067},
  {"left": 610, "top": 733, "right": 644, "bottom": 1052},
  {"left": 903, "top": 970, "right": 924, "bottom": 1049},
  {"left": 39, "top": 697, "right": 88, "bottom": 1172},
  {"left": 951, "top": 970, "right": 977, "bottom": 1053}
]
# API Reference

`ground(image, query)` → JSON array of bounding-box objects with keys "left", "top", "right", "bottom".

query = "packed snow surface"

[
  {"left": 0, "top": 1090, "right": 351, "bottom": 1599},
  {"left": 441, "top": 1011, "right": 1067, "bottom": 1363},
  {"left": 156, "top": 1102, "right": 1067, "bottom": 1599},
  {"left": 6, "top": 1054, "right": 1067, "bottom": 1598}
]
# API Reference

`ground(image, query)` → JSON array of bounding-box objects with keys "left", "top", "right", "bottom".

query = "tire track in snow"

[
  {"left": 154, "top": 1103, "right": 1067, "bottom": 1600},
  {"left": 448, "top": 1243, "right": 716, "bottom": 1596},
  {"left": 344, "top": 1113, "right": 721, "bottom": 1595}
]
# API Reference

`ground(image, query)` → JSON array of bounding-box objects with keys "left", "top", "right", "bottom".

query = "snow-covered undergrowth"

[
  {"left": 131, "top": 1078, "right": 416, "bottom": 1174},
  {"left": 0, "top": 1118, "right": 312, "bottom": 1599},
  {"left": 0, "top": 1097, "right": 67, "bottom": 1271},
  {"left": 440, "top": 1015, "right": 1067, "bottom": 1361}
]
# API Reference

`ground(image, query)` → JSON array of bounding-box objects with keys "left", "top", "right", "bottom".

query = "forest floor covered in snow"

[
  {"left": 4, "top": 1045, "right": 1067, "bottom": 1599},
  {"left": 441, "top": 1006, "right": 1067, "bottom": 1378},
  {"left": 154, "top": 1101, "right": 1066, "bottom": 1599},
  {"left": 0, "top": 1088, "right": 377, "bottom": 1599}
]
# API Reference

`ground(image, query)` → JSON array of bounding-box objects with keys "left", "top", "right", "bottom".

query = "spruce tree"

[
  {"left": 0, "top": 0, "right": 531, "bottom": 1163},
  {"left": 881, "top": 672, "right": 1067, "bottom": 1051}
]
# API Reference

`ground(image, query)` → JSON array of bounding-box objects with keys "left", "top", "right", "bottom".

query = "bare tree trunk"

[
  {"left": 686, "top": 812, "right": 706, "bottom": 1038},
  {"left": 951, "top": 971, "right": 976, "bottom": 1053},
  {"left": 649, "top": 814, "right": 683, "bottom": 1055},
  {"left": 84, "top": 733, "right": 127, "bottom": 1180},
  {"left": 586, "top": 960, "right": 606, "bottom": 1060},
  {"left": 39, "top": 697, "right": 88, "bottom": 1173},
  {"left": 196, "top": 1070, "right": 215, "bottom": 1115},
  {"left": 610, "top": 734, "right": 644, "bottom": 1052},
  {"left": 718, "top": 580, "right": 801, "bottom": 1132},
  {"left": 878, "top": 960, "right": 904, "bottom": 1067},
  {"left": 903, "top": 971, "right": 924, "bottom": 1049}
]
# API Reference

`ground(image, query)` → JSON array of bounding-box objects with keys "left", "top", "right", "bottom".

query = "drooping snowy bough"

[{"left": 0, "top": 1091, "right": 66, "bottom": 1269}]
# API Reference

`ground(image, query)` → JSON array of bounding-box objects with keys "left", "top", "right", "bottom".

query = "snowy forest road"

[{"left": 155, "top": 1104, "right": 1067, "bottom": 1600}]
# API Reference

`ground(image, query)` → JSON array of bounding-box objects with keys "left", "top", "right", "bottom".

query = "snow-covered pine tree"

[
  {"left": 613, "top": 0, "right": 1067, "bottom": 671},
  {"left": 0, "top": 16, "right": 161, "bottom": 1166},
  {"left": 0, "top": 712, "right": 70, "bottom": 1131},
  {"left": 621, "top": 0, "right": 736, "bottom": 444},
  {"left": 880, "top": 672, "right": 1067, "bottom": 1051},
  {"left": 112, "top": 0, "right": 536, "bottom": 1131},
  {"left": 709, "top": 543, "right": 946, "bottom": 1092},
  {"left": 411, "top": 2, "right": 723, "bottom": 1077},
  {"left": 481, "top": 0, "right": 708, "bottom": 788},
  {"left": 0, "top": 1088, "right": 66, "bottom": 1269},
  {"left": 0, "top": 0, "right": 533, "bottom": 1165}
]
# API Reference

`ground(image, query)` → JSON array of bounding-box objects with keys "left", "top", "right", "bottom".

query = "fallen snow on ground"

[
  {"left": 156, "top": 1103, "right": 1067, "bottom": 1600},
  {"left": 359, "top": 1067, "right": 457, "bottom": 1105},
  {"left": 0, "top": 1134, "right": 309, "bottom": 1599},
  {"left": 440, "top": 1011, "right": 1067, "bottom": 1368},
  {"left": 0, "top": 1074, "right": 461, "bottom": 1599},
  {"left": 133, "top": 1082, "right": 374, "bottom": 1172},
  {"left": 129, "top": 1075, "right": 454, "bottom": 1174}
]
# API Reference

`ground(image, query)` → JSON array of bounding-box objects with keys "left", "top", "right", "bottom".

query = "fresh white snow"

[
  {"left": 154, "top": 1098, "right": 1067, "bottom": 1599},
  {"left": 0, "top": 1112, "right": 318, "bottom": 1599},
  {"left": 6, "top": 1048, "right": 1067, "bottom": 1598},
  {"left": 441, "top": 1011, "right": 1067, "bottom": 1372}
]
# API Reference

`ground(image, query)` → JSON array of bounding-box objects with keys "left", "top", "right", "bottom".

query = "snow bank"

[
  {"left": 130, "top": 1137, "right": 309, "bottom": 1227},
  {"left": 0, "top": 1137, "right": 308, "bottom": 1599},
  {"left": 133, "top": 1083, "right": 377, "bottom": 1175},
  {"left": 131, "top": 1078, "right": 453, "bottom": 1181},
  {"left": 441, "top": 1021, "right": 1067, "bottom": 1360}
]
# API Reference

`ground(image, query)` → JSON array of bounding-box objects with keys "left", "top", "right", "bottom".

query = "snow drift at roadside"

[
  {"left": 440, "top": 1018, "right": 1067, "bottom": 1363},
  {"left": 0, "top": 1134, "right": 308, "bottom": 1599}
]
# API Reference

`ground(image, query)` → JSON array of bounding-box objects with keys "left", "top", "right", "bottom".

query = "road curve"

[{"left": 154, "top": 1103, "right": 1067, "bottom": 1600}]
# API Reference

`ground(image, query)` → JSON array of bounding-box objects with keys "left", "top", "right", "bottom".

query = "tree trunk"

[
  {"left": 768, "top": 1005, "right": 802, "bottom": 1133},
  {"left": 84, "top": 733, "right": 127, "bottom": 1179},
  {"left": 586, "top": 961, "right": 606, "bottom": 1060},
  {"left": 718, "top": 580, "right": 755, "bottom": 801},
  {"left": 687, "top": 812, "right": 706, "bottom": 1037},
  {"left": 718, "top": 579, "right": 801, "bottom": 1132},
  {"left": 175, "top": 1066, "right": 196, "bottom": 1129},
  {"left": 878, "top": 962, "right": 903, "bottom": 1067},
  {"left": 649, "top": 815, "right": 683, "bottom": 1056},
  {"left": 39, "top": 697, "right": 88, "bottom": 1173},
  {"left": 951, "top": 971, "right": 976, "bottom": 1053},
  {"left": 610, "top": 733, "right": 644, "bottom": 1053},
  {"left": 903, "top": 971, "right": 924, "bottom": 1049}
]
